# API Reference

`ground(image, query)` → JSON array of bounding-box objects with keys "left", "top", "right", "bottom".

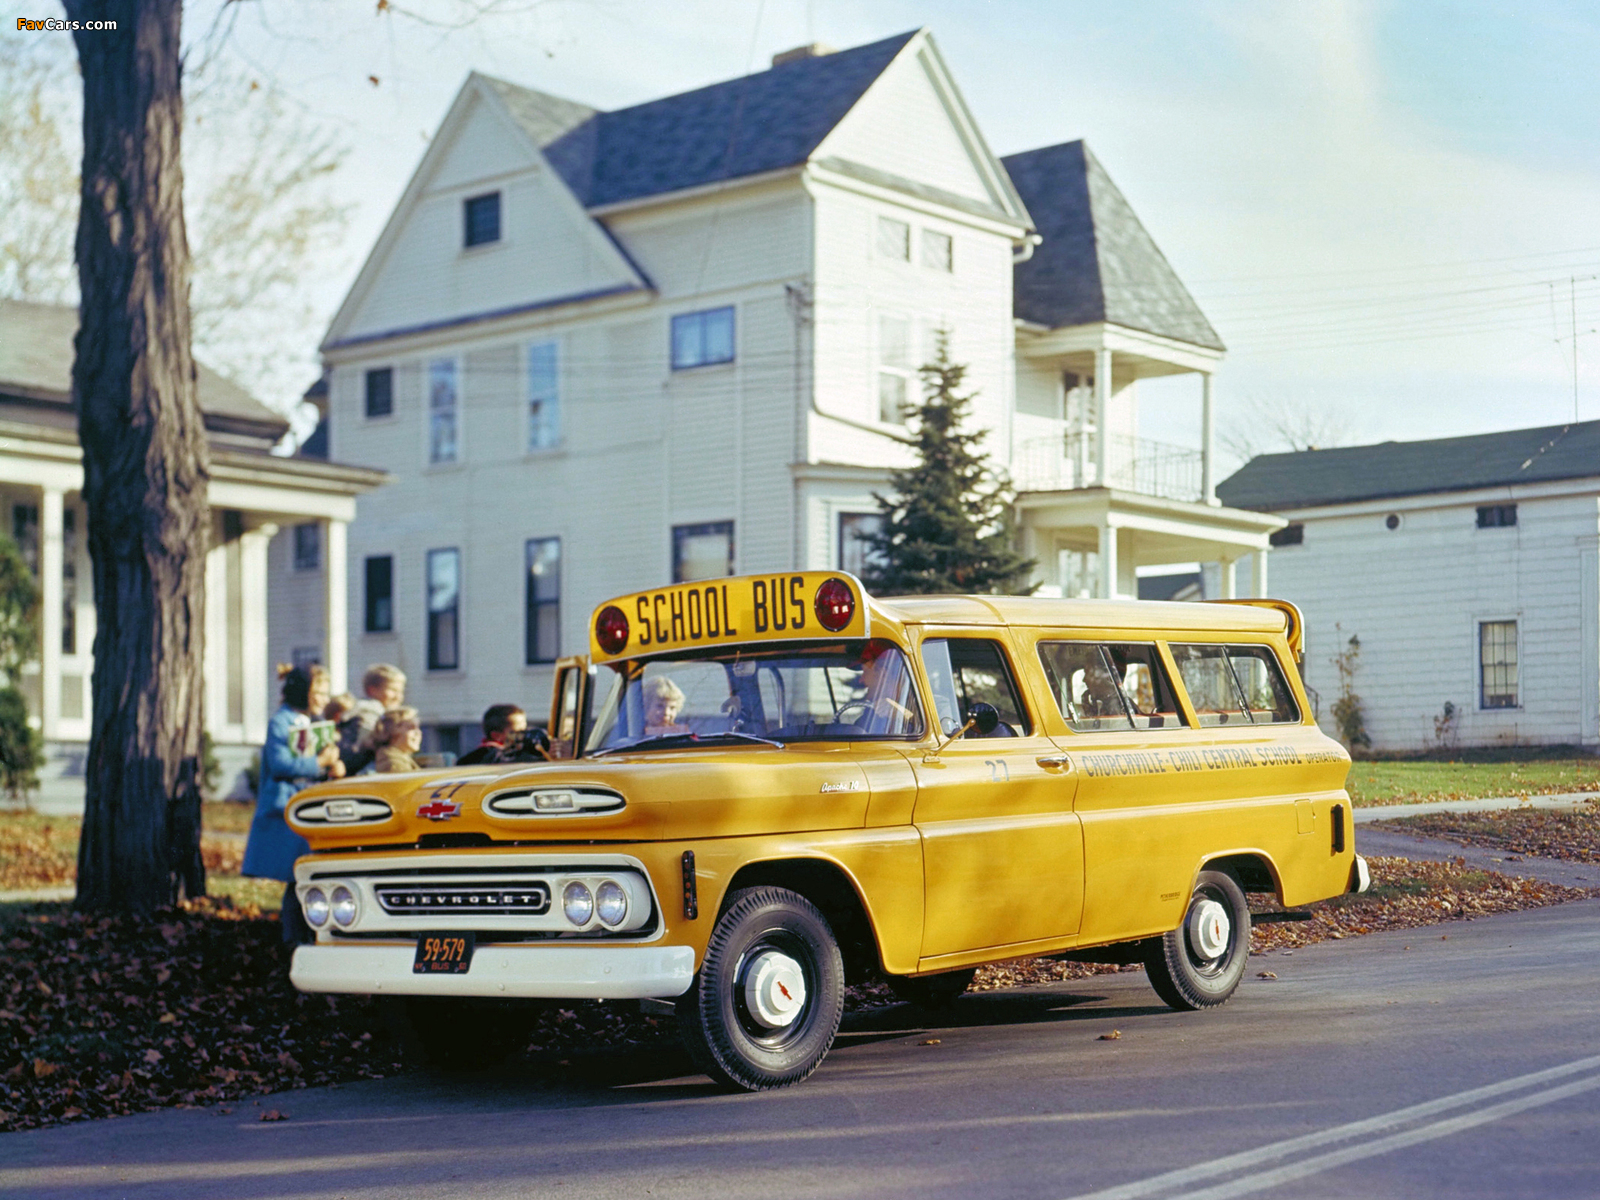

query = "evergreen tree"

[
  {"left": 860, "top": 333, "right": 1035, "bottom": 595},
  {"left": 0, "top": 532, "right": 41, "bottom": 802}
]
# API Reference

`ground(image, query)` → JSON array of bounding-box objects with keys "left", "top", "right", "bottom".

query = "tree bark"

[{"left": 68, "top": 0, "right": 210, "bottom": 913}]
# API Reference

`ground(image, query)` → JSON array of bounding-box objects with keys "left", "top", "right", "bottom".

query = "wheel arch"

[
  {"left": 724, "top": 856, "right": 881, "bottom": 985},
  {"left": 1200, "top": 849, "right": 1283, "bottom": 901}
]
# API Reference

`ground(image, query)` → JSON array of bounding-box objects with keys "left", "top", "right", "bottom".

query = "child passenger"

[{"left": 372, "top": 706, "right": 422, "bottom": 773}]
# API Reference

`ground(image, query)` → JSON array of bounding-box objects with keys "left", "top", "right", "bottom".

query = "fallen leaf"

[
  {"left": 259, "top": 1109, "right": 288, "bottom": 1122},
  {"left": 142, "top": 1049, "right": 162, "bottom": 1065},
  {"left": 32, "top": 1060, "right": 58, "bottom": 1079},
  {"left": 158, "top": 1012, "right": 177, "bottom": 1024},
  {"left": 1256, "top": 971, "right": 1278, "bottom": 980},
  {"left": 918, "top": 1038, "right": 941, "bottom": 1046},
  {"left": 1098, "top": 1030, "right": 1122, "bottom": 1041}
]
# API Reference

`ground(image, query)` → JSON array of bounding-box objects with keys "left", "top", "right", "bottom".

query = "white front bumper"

[{"left": 291, "top": 942, "right": 696, "bottom": 1000}]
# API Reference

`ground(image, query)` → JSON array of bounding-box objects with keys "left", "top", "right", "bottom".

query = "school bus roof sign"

[{"left": 589, "top": 572, "right": 870, "bottom": 663}]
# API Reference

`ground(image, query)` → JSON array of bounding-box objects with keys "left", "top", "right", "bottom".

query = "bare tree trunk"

[{"left": 68, "top": 0, "right": 209, "bottom": 913}]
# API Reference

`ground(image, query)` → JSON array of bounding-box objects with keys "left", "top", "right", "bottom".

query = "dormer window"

[
  {"left": 877, "top": 216, "right": 910, "bottom": 261},
  {"left": 463, "top": 192, "right": 501, "bottom": 247}
]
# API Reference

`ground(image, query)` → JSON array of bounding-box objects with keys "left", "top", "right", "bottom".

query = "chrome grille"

[{"left": 374, "top": 882, "right": 551, "bottom": 916}]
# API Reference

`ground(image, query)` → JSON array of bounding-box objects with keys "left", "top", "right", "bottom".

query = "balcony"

[{"left": 1013, "top": 432, "right": 1204, "bottom": 504}]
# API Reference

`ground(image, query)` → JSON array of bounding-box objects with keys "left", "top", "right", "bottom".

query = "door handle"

[{"left": 1036, "top": 753, "right": 1071, "bottom": 769}]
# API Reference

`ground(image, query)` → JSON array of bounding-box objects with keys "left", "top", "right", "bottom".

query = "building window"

[
  {"left": 1477, "top": 504, "right": 1517, "bottom": 528},
  {"left": 525, "top": 537, "right": 560, "bottom": 664},
  {"left": 877, "top": 216, "right": 910, "bottom": 261},
  {"left": 527, "top": 341, "right": 560, "bottom": 450},
  {"left": 463, "top": 192, "right": 501, "bottom": 247},
  {"left": 878, "top": 315, "right": 912, "bottom": 423},
  {"left": 1479, "top": 620, "right": 1518, "bottom": 709},
  {"left": 921, "top": 228, "right": 953, "bottom": 272},
  {"left": 293, "top": 522, "right": 321, "bottom": 571},
  {"left": 364, "top": 367, "right": 393, "bottom": 418},
  {"left": 1269, "top": 523, "right": 1304, "bottom": 547},
  {"left": 838, "top": 511, "right": 885, "bottom": 578},
  {"left": 670, "top": 307, "right": 736, "bottom": 370},
  {"left": 62, "top": 508, "right": 77, "bottom": 655},
  {"left": 12, "top": 504, "right": 38, "bottom": 575},
  {"left": 428, "top": 358, "right": 459, "bottom": 464},
  {"left": 673, "top": 521, "right": 734, "bottom": 583},
  {"left": 364, "top": 555, "right": 393, "bottom": 633},
  {"left": 427, "top": 548, "right": 461, "bottom": 670}
]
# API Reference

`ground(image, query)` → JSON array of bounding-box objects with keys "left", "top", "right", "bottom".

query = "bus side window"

[
  {"left": 1102, "top": 644, "right": 1187, "bottom": 729},
  {"left": 1225, "top": 645, "right": 1301, "bottom": 724},
  {"left": 1037, "top": 642, "right": 1132, "bottom": 732},
  {"left": 921, "top": 638, "right": 1032, "bottom": 737},
  {"left": 1169, "top": 644, "right": 1249, "bottom": 727}
]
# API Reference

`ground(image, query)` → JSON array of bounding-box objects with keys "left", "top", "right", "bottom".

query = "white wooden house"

[
  {"left": 1218, "top": 421, "right": 1600, "bottom": 751},
  {"left": 318, "top": 29, "right": 1277, "bottom": 750}
]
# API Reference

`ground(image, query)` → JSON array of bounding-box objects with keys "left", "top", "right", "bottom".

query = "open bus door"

[{"left": 547, "top": 655, "right": 595, "bottom": 760}]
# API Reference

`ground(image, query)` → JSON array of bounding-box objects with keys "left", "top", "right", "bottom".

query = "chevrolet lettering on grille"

[{"left": 375, "top": 884, "right": 552, "bottom": 915}]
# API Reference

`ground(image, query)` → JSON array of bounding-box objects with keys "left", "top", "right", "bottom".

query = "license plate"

[{"left": 413, "top": 932, "right": 475, "bottom": 974}]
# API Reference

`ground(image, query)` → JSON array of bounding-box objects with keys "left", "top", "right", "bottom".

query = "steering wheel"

[{"left": 832, "top": 700, "right": 873, "bottom": 727}]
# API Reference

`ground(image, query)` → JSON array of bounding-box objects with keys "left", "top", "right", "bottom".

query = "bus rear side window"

[
  {"left": 1224, "top": 645, "right": 1300, "bottom": 724},
  {"left": 1170, "top": 643, "right": 1300, "bottom": 726}
]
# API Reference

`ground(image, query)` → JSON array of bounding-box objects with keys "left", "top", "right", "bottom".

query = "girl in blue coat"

[{"left": 243, "top": 663, "right": 346, "bottom": 941}]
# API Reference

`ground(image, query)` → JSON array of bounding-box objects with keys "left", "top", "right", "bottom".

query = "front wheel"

[
  {"left": 678, "top": 887, "right": 844, "bottom": 1091},
  {"left": 1144, "top": 870, "right": 1250, "bottom": 1011}
]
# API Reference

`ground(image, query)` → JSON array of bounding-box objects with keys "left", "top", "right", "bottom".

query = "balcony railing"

[{"left": 1013, "top": 432, "right": 1204, "bottom": 503}]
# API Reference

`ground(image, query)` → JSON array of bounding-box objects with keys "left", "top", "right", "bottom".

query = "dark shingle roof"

[
  {"left": 487, "top": 31, "right": 917, "bottom": 209},
  {"left": 1001, "top": 141, "right": 1224, "bottom": 352},
  {"left": 1217, "top": 420, "right": 1600, "bottom": 511}
]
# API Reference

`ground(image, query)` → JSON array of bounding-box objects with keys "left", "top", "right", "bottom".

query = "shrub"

[{"left": 0, "top": 684, "right": 43, "bottom": 801}]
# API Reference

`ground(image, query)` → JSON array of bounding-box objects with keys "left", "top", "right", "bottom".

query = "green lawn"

[{"left": 1348, "top": 757, "right": 1600, "bottom": 806}]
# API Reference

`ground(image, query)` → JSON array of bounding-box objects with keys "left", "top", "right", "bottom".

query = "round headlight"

[
  {"left": 303, "top": 886, "right": 329, "bottom": 928},
  {"left": 595, "top": 880, "right": 628, "bottom": 928},
  {"left": 562, "top": 881, "right": 594, "bottom": 926},
  {"left": 331, "top": 885, "right": 358, "bottom": 928}
]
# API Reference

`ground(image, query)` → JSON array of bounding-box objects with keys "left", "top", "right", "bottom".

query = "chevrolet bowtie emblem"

[{"left": 416, "top": 799, "right": 462, "bottom": 821}]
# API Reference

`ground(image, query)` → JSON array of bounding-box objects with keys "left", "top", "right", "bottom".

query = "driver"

[
  {"left": 642, "top": 675, "right": 690, "bottom": 737},
  {"left": 856, "top": 641, "right": 915, "bottom": 734}
]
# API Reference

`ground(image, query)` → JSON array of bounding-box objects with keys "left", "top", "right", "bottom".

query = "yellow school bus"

[{"left": 288, "top": 572, "right": 1365, "bottom": 1090}]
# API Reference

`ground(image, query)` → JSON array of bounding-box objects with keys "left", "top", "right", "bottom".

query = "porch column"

[
  {"left": 239, "top": 522, "right": 277, "bottom": 744},
  {"left": 1098, "top": 523, "right": 1119, "bottom": 600},
  {"left": 38, "top": 487, "right": 63, "bottom": 740},
  {"left": 1095, "top": 348, "right": 1112, "bottom": 488},
  {"left": 1201, "top": 373, "right": 1217, "bottom": 505},
  {"left": 1220, "top": 556, "right": 1238, "bottom": 599},
  {"left": 323, "top": 518, "right": 349, "bottom": 695},
  {"left": 1251, "top": 547, "right": 1270, "bottom": 598}
]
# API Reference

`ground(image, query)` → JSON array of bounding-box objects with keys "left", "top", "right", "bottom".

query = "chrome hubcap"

[
  {"left": 1188, "top": 898, "right": 1231, "bottom": 960},
  {"left": 742, "top": 950, "right": 807, "bottom": 1029}
]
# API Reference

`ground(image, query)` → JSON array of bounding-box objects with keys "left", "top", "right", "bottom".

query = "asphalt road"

[{"left": 6, "top": 898, "right": 1600, "bottom": 1200}]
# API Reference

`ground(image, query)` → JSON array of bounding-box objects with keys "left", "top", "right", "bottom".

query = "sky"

[{"left": 32, "top": 0, "right": 1600, "bottom": 466}]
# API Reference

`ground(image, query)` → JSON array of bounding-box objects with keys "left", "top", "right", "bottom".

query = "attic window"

[
  {"left": 464, "top": 192, "right": 501, "bottom": 247},
  {"left": 1268, "top": 523, "right": 1304, "bottom": 548},
  {"left": 921, "top": 229, "right": 953, "bottom": 272},
  {"left": 877, "top": 217, "right": 909, "bottom": 261},
  {"left": 1477, "top": 504, "right": 1517, "bottom": 528}
]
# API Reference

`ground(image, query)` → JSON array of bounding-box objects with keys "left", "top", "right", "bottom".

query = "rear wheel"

[
  {"left": 887, "top": 968, "right": 976, "bottom": 1010},
  {"left": 1144, "top": 870, "right": 1250, "bottom": 1011},
  {"left": 678, "top": 887, "right": 844, "bottom": 1091}
]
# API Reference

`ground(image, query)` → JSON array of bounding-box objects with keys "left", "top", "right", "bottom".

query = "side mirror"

[{"left": 965, "top": 702, "right": 999, "bottom": 736}]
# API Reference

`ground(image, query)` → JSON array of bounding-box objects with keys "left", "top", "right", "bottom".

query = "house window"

[
  {"left": 293, "top": 522, "right": 321, "bottom": 571},
  {"left": 364, "top": 555, "right": 393, "bottom": 633},
  {"left": 428, "top": 358, "right": 459, "bottom": 464},
  {"left": 525, "top": 537, "right": 560, "bottom": 664},
  {"left": 364, "top": 367, "right": 393, "bottom": 419},
  {"left": 62, "top": 508, "right": 77, "bottom": 655},
  {"left": 463, "top": 192, "right": 501, "bottom": 247},
  {"left": 527, "top": 341, "right": 560, "bottom": 450},
  {"left": 673, "top": 521, "right": 734, "bottom": 583},
  {"left": 1477, "top": 504, "right": 1517, "bottom": 528},
  {"left": 838, "top": 511, "right": 885, "bottom": 577},
  {"left": 1269, "top": 523, "right": 1304, "bottom": 547},
  {"left": 12, "top": 504, "right": 38, "bottom": 575},
  {"left": 670, "top": 307, "right": 736, "bottom": 370},
  {"left": 1479, "top": 620, "right": 1518, "bottom": 709},
  {"left": 876, "top": 216, "right": 910, "bottom": 261},
  {"left": 427, "top": 548, "right": 461, "bottom": 670},
  {"left": 921, "top": 229, "right": 953, "bottom": 272},
  {"left": 878, "top": 315, "right": 912, "bottom": 423}
]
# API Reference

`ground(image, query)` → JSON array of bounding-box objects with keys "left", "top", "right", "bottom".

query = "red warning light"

[
  {"left": 594, "top": 605, "right": 630, "bottom": 655},
  {"left": 814, "top": 578, "right": 856, "bottom": 632}
]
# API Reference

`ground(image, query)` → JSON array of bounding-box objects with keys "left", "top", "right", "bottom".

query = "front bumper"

[{"left": 290, "top": 942, "right": 696, "bottom": 1000}]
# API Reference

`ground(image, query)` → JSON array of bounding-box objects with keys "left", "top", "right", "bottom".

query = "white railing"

[{"left": 1013, "top": 432, "right": 1204, "bottom": 503}]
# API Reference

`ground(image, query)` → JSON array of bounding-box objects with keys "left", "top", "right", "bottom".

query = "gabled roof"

[
  {"left": 1217, "top": 420, "right": 1600, "bottom": 512},
  {"left": 0, "top": 299, "right": 289, "bottom": 440},
  {"left": 521, "top": 31, "right": 918, "bottom": 209},
  {"left": 1001, "top": 141, "right": 1224, "bottom": 352}
]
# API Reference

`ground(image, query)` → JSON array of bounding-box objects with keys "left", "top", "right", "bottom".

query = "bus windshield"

[{"left": 586, "top": 640, "right": 925, "bottom": 753}]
